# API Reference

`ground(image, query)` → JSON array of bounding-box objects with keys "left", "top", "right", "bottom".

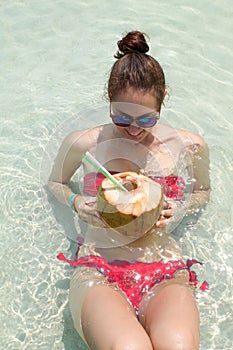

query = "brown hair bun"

[
  {"left": 115, "top": 31, "right": 149, "bottom": 59},
  {"left": 108, "top": 30, "right": 166, "bottom": 107}
]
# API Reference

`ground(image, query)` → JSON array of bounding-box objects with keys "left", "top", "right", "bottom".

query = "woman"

[{"left": 49, "top": 31, "right": 210, "bottom": 350}]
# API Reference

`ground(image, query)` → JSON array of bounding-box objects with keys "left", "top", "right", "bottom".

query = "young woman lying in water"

[{"left": 48, "top": 31, "right": 210, "bottom": 350}]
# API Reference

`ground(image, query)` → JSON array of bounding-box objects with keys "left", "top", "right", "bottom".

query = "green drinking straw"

[{"left": 82, "top": 152, "right": 128, "bottom": 192}]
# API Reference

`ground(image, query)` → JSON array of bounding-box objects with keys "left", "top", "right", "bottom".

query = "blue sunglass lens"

[
  {"left": 137, "top": 116, "right": 157, "bottom": 128},
  {"left": 112, "top": 115, "right": 132, "bottom": 126}
]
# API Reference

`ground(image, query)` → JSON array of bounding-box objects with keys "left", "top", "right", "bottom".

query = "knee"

[{"left": 152, "top": 330, "right": 199, "bottom": 350}]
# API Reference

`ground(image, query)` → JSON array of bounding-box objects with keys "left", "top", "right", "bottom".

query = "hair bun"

[{"left": 115, "top": 31, "right": 149, "bottom": 59}]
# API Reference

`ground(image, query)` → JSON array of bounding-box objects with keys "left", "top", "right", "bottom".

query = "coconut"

[{"left": 97, "top": 172, "right": 163, "bottom": 238}]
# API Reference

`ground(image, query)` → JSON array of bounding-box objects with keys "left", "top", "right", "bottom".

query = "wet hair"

[{"left": 107, "top": 31, "right": 166, "bottom": 107}]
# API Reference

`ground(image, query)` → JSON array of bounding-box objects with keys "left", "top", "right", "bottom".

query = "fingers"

[
  {"left": 78, "top": 201, "right": 108, "bottom": 227},
  {"left": 156, "top": 217, "right": 168, "bottom": 228},
  {"left": 78, "top": 199, "right": 98, "bottom": 215},
  {"left": 78, "top": 209, "right": 106, "bottom": 227},
  {"left": 156, "top": 200, "right": 175, "bottom": 227},
  {"left": 161, "top": 208, "right": 173, "bottom": 218}
]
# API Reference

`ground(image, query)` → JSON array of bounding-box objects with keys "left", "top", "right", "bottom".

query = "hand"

[
  {"left": 155, "top": 200, "right": 174, "bottom": 228},
  {"left": 75, "top": 196, "right": 108, "bottom": 228}
]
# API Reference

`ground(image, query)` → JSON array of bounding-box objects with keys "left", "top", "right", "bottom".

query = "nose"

[
  {"left": 127, "top": 123, "right": 141, "bottom": 130},
  {"left": 129, "top": 118, "right": 141, "bottom": 127}
]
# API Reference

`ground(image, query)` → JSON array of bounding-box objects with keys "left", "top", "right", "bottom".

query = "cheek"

[
  {"left": 115, "top": 126, "right": 129, "bottom": 136},
  {"left": 116, "top": 126, "right": 126, "bottom": 132}
]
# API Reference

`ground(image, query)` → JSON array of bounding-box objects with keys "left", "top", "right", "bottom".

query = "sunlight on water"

[{"left": 1, "top": 0, "right": 232, "bottom": 349}]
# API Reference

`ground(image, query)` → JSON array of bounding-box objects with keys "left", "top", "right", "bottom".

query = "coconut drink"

[{"left": 97, "top": 172, "right": 163, "bottom": 238}]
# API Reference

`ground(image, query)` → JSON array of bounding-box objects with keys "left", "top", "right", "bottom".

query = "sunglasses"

[{"left": 110, "top": 112, "right": 160, "bottom": 128}]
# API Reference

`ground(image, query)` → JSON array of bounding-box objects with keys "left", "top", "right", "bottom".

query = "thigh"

[
  {"left": 139, "top": 271, "right": 200, "bottom": 350},
  {"left": 69, "top": 267, "right": 153, "bottom": 350},
  {"left": 69, "top": 267, "right": 108, "bottom": 342},
  {"left": 82, "top": 284, "right": 153, "bottom": 350}
]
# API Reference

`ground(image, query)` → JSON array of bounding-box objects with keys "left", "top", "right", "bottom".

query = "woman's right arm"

[
  {"left": 48, "top": 128, "right": 106, "bottom": 226},
  {"left": 48, "top": 130, "right": 91, "bottom": 207}
]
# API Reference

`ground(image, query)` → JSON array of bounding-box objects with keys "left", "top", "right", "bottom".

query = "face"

[{"left": 110, "top": 89, "right": 161, "bottom": 142}]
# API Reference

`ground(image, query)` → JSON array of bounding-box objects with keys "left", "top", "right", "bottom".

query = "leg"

[
  {"left": 81, "top": 284, "right": 153, "bottom": 350},
  {"left": 69, "top": 267, "right": 153, "bottom": 350},
  {"left": 140, "top": 273, "right": 200, "bottom": 350}
]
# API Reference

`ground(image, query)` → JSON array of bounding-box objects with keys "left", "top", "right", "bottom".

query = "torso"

[{"left": 74, "top": 123, "right": 201, "bottom": 262}]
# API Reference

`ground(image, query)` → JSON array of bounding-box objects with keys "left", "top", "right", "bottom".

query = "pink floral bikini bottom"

[{"left": 58, "top": 252, "right": 208, "bottom": 311}]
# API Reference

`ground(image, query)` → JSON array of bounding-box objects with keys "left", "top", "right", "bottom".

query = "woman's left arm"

[
  {"left": 156, "top": 134, "right": 211, "bottom": 227},
  {"left": 186, "top": 136, "right": 211, "bottom": 215}
]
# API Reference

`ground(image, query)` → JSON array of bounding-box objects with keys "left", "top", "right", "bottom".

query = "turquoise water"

[{"left": 1, "top": 0, "right": 233, "bottom": 349}]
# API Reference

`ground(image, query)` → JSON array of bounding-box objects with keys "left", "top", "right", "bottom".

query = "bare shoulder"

[
  {"left": 175, "top": 128, "right": 207, "bottom": 149},
  {"left": 65, "top": 125, "right": 102, "bottom": 144},
  {"left": 63, "top": 124, "right": 112, "bottom": 152}
]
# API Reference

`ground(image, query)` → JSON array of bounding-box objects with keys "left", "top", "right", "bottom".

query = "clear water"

[{"left": 1, "top": 0, "right": 232, "bottom": 349}]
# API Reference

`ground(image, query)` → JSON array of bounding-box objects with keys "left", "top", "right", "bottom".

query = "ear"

[
  {"left": 162, "top": 89, "right": 167, "bottom": 106},
  {"left": 159, "top": 90, "right": 167, "bottom": 110}
]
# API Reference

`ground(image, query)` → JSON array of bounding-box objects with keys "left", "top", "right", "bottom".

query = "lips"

[{"left": 125, "top": 126, "right": 144, "bottom": 138}]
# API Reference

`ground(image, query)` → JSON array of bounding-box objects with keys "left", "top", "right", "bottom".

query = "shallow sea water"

[{"left": 0, "top": 0, "right": 233, "bottom": 349}]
